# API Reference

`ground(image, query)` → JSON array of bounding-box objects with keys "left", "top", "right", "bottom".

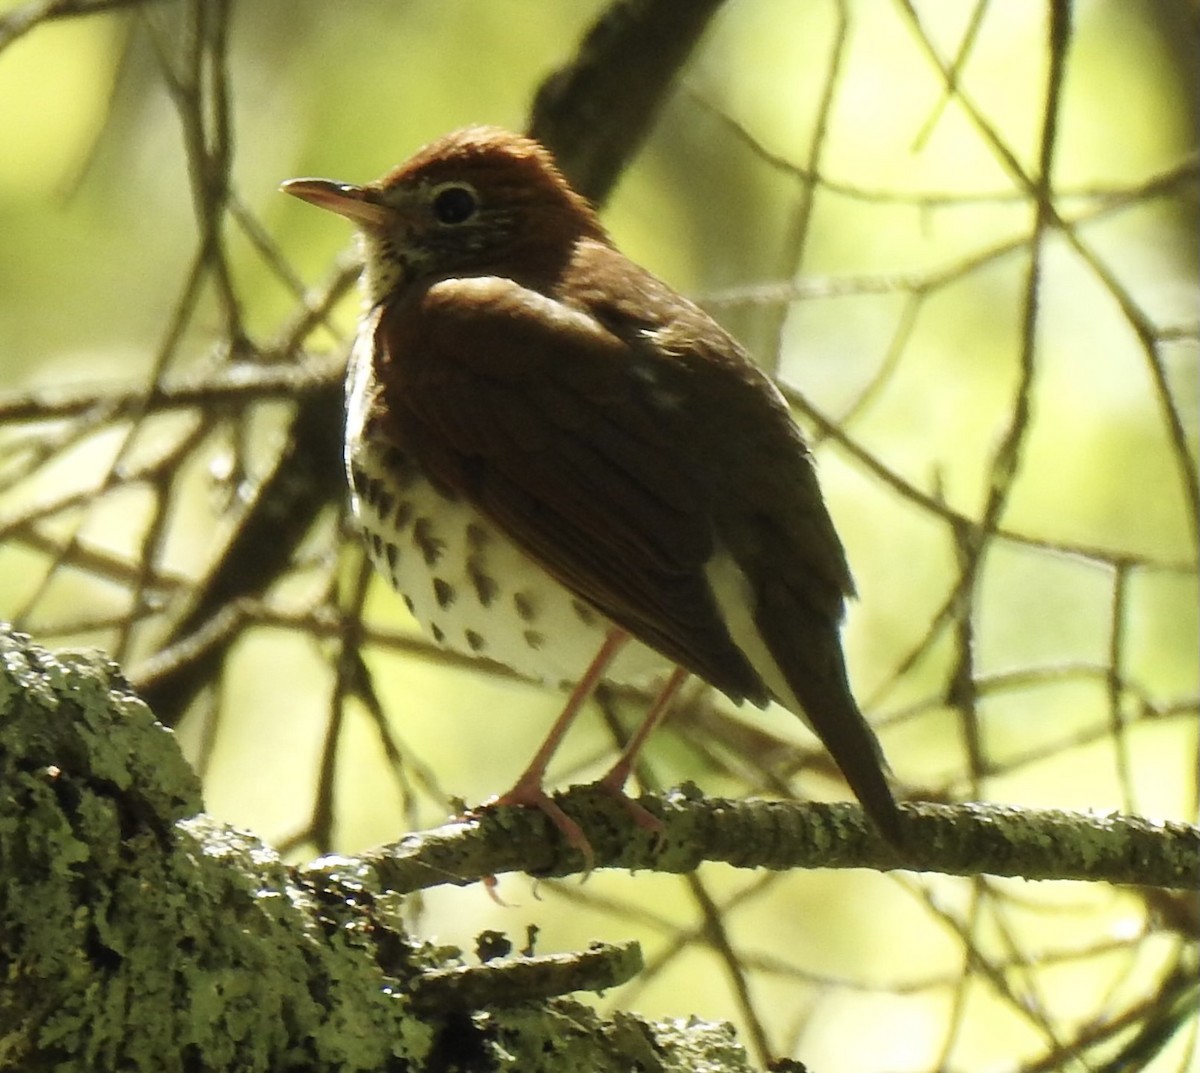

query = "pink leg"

[
  {"left": 594, "top": 666, "right": 690, "bottom": 837},
  {"left": 597, "top": 666, "right": 689, "bottom": 793},
  {"left": 491, "top": 628, "right": 630, "bottom": 868}
]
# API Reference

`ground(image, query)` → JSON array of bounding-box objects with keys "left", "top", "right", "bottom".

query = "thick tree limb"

[
  {"left": 0, "top": 624, "right": 752, "bottom": 1073},
  {"left": 5, "top": 610, "right": 1197, "bottom": 1070}
]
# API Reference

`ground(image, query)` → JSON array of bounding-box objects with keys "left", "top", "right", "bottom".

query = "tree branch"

[
  {"left": 0, "top": 623, "right": 753, "bottom": 1073},
  {"left": 350, "top": 786, "right": 1200, "bottom": 896}
]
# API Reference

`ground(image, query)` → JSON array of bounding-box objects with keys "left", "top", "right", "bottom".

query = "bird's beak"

[{"left": 280, "top": 178, "right": 394, "bottom": 230}]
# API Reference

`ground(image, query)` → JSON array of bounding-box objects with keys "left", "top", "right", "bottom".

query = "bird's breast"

[{"left": 344, "top": 326, "right": 669, "bottom": 687}]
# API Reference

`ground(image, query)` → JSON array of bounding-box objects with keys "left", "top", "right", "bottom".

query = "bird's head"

[{"left": 282, "top": 126, "right": 607, "bottom": 306}]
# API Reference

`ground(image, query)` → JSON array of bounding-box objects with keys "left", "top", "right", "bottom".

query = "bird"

[{"left": 281, "top": 126, "right": 903, "bottom": 858}]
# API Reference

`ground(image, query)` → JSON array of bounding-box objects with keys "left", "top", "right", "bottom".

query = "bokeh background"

[{"left": 1, "top": 1, "right": 1196, "bottom": 1069}]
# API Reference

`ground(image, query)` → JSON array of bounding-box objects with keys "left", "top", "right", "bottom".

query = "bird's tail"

[
  {"left": 774, "top": 635, "right": 904, "bottom": 846},
  {"left": 704, "top": 546, "right": 904, "bottom": 844}
]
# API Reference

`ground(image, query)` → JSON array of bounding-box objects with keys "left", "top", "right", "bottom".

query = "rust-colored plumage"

[{"left": 283, "top": 126, "right": 902, "bottom": 852}]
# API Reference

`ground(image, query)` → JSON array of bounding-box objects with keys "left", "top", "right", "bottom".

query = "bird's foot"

[
  {"left": 491, "top": 779, "right": 596, "bottom": 875},
  {"left": 593, "top": 770, "right": 666, "bottom": 847}
]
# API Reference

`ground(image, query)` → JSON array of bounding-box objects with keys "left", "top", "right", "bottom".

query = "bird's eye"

[{"left": 431, "top": 185, "right": 478, "bottom": 225}]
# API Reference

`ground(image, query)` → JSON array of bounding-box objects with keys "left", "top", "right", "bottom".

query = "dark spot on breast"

[
  {"left": 523, "top": 629, "right": 544, "bottom": 650},
  {"left": 394, "top": 500, "right": 414, "bottom": 531},
  {"left": 431, "top": 623, "right": 446, "bottom": 644},
  {"left": 413, "top": 518, "right": 444, "bottom": 566},
  {"left": 513, "top": 592, "right": 536, "bottom": 622},
  {"left": 469, "top": 559, "right": 498, "bottom": 607},
  {"left": 571, "top": 599, "right": 597, "bottom": 626},
  {"left": 362, "top": 476, "right": 384, "bottom": 510},
  {"left": 376, "top": 489, "right": 396, "bottom": 520},
  {"left": 370, "top": 532, "right": 385, "bottom": 560},
  {"left": 380, "top": 444, "right": 417, "bottom": 486},
  {"left": 466, "top": 522, "right": 490, "bottom": 549},
  {"left": 385, "top": 543, "right": 399, "bottom": 573},
  {"left": 465, "top": 629, "right": 486, "bottom": 652},
  {"left": 403, "top": 595, "right": 416, "bottom": 614},
  {"left": 433, "top": 578, "right": 455, "bottom": 609},
  {"left": 349, "top": 463, "right": 369, "bottom": 494}
]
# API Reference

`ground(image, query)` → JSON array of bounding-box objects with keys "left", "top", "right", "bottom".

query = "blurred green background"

[{"left": 1, "top": 1, "right": 1196, "bottom": 1069}]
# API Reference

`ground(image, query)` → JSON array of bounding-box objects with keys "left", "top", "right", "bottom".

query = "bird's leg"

[
  {"left": 597, "top": 666, "right": 690, "bottom": 792},
  {"left": 491, "top": 628, "right": 630, "bottom": 867},
  {"left": 593, "top": 666, "right": 690, "bottom": 834}
]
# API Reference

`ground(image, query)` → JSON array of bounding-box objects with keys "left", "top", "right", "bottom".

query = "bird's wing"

[
  {"left": 377, "top": 267, "right": 901, "bottom": 838},
  {"left": 374, "top": 273, "right": 767, "bottom": 703}
]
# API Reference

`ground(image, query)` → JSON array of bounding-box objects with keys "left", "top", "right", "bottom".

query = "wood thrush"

[{"left": 282, "top": 126, "right": 903, "bottom": 855}]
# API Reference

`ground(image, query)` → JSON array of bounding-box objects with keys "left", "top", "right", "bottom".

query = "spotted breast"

[{"left": 344, "top": 312, "right": 670, "bottom": 689}]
